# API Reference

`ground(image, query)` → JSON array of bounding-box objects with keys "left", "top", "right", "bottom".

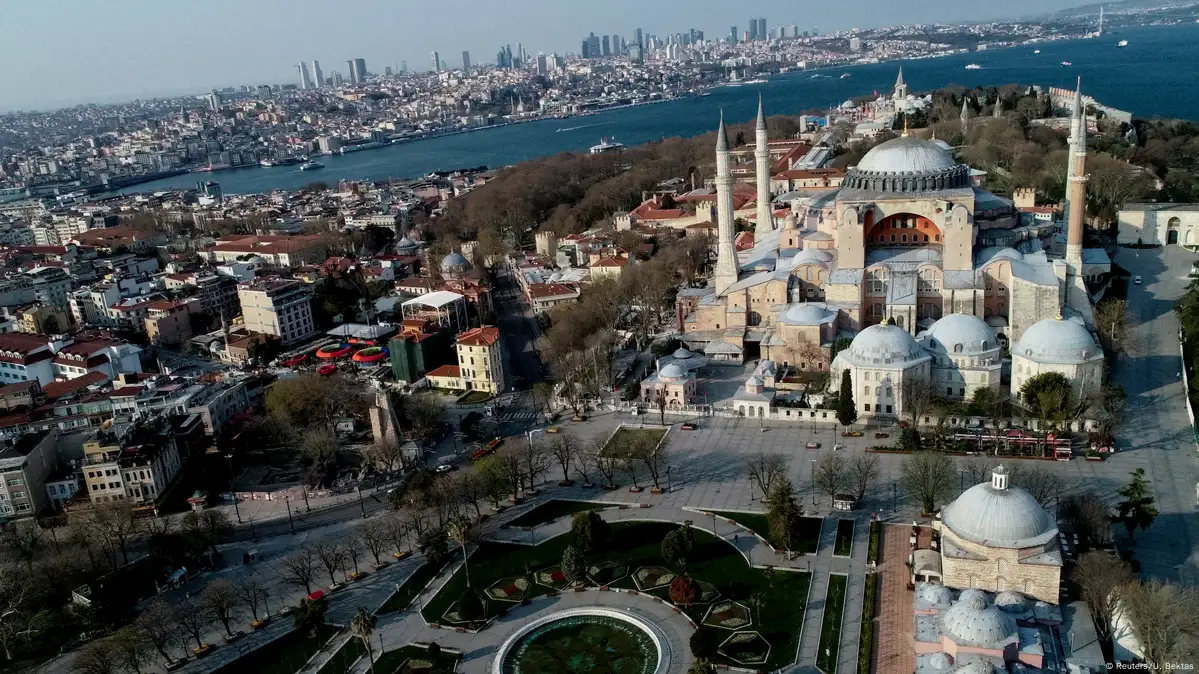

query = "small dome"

[
  {"left": 1014, "top": 317, "right": 1100, "bottom": 365},
  {"left": 931, "top": 138, "right": 953, "bottom": 151},
  {"left": 672, "top": 348, "right": 692, "bottom": 360},
  {"left": 783, "top": 213, "right": 799, "bottom": 229},
  {"left": 856, "top": 136, "right": 958, "bottom": 174},
  {"left": 939, "top": 594, "right": 1018, "bottom": 649},
  {"left": 995, "top": 590, "right": 1030, "bottom": 613},
  {"left": 780, "top": 304, "right": 836, "bottom": 326},
  {"left": 549, "top": 272, "right": 563, "bottom": 282},
  {"left": 397, "top": 236, "right": 418, "bottom": 250},
  {"left": 789, "top": 249, "right": 834, "bottom": 267},
  {"left": 841, "top": 324, "right": 925, "bottom": 366},
  {"left": 951, "top": 663, "right": 998, "bottom": 674},
  {"left": 925, "top": 314, "right": 997, "bottom": 355},
  {"left": 927, "top": 654, "right": 954, "bottom": 671},
  {"left": 957, "top": 588, "right": 989, "bottom": 605},
  {"left": 746, "top": 375, "right": 764, "bottom": 387},
  {"left": 658, "top": 364, "right": 685, "bottom": 380},
  {"left": 921, "top": 584, "right": 955, "bottom": 609},
  {"left": 440, "top": 251, "right": 472, "bottom": 274},
  {"left": 942, "top": 471, "right": 1055, "bottom": 549}
]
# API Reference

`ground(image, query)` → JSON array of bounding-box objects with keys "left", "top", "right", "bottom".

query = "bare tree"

[
  {"left": 1073, "top": 552, "right": 1132, "bottom": 650},
  {"left": 233, "top": 574, "right": 269, "bottom": 622},
  {"left": 847, "top": 454, "right": 880, "bottom": 503},
  {"left": 902, "top": 378, "right": 937, "bottom": 427},
  {"left": 497, "top": 447, "right": 525, "bottom": 500},
  {"left": 343, "top": 534, "right": 363, "bottom": 576},
  {"left": 1008, "top": 464, "right": 1071, "bottom": 508},
  {"left": 814, "top": 453, "right": 851, "bottom": 502},
  {"left": 546, "top": 432, "right": 582, "bottom": 484},
  {"left": 279, "top": 549, "right": 319, "bottom": 594},
  {"left": 72, "top": 639, "right": 120, "bottom": 674},
  {"left": 903, "top": 451, "right": 956, "bottom": 514},
  {"left": 745, "top": 452, "right": 787, "bottom": 499},
  {"left": 135, "top": 600, "right": 180, "bottom": 666},
  {"left": 111, "top": 626, "right": 152, "bottom": 674},
  {"left": 399, "top": 504, "right": 428, "bottom": 538},
  {"left": 363, "top": 440, "right": 406, "bottom": 474},
  {"left": 314, "top": 540, "right": 348, "bottom": 585},
  {"left": 93, "top": 503, "right": 143, "bottom": 566},
  {"left": 958, "top": 456, "right": 993, "bottom": 487},
  {"left": 0, "top": 520, "right": 42, "bottom": 573},
  {"left": 182, "top": 509, "right": 232, "bottom": 560},
  {"left": 359, "top": 519, "right": 390, "bottom": 567},
  {"left": 1118, "top": 579, "right": 1199, "bottom": 666},
  {"left": 455, "top": 472, "right": 484, "bottom": 519},
  {"left": 1061, "top": 491, "right": 1113, "bottom": 551},
  {"left": 582, "top": 437, "right": 619, "bottom": 488},
  {"left": 172, "top": 594, "right": 211, "bottom": 650},
  {"left": 201, "top": 580, "right": 242, "bottom": 637},
  {"left": 520, "top": 438, "right": 552, "bottom": 492}
]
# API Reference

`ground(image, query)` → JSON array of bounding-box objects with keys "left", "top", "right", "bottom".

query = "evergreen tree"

[
  {"left": 836, "top": 369, "right": 858, "bottom": 427},
  {"left": 570, "top": 510, "right": 611, "bottom": 552},
  {"left": 765, "top": 477, "right": 802, "bottom": 553},
  {"left": 561, "top": 544, "right": 586, "bottom": 584},
  {"left": 1116, "top": 468, "right": 1159, "bottom": 542}
]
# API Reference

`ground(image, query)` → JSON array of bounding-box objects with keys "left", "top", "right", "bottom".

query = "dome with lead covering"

[
  {"left": 921, "top": 584, "right": 956, "bottom": 609},
  {"left": 440, "top": 252, "right": 472, "bottom": 274},
  {"left": 951, "top": 663, "right": 999, "bottom": 674},
  {"left": 779, "top": 304, "right": 837, "bottom": 326},
  {"left": 995, "top": 590, "right": 1030, "bottom": 613},
  {"left": 942, "top": 467, "right": 1056, "bottom": 549},
  {"left": 857, "top": 136, "right": 957, "bottom": 174},
  {"left": 1014, "top": 318, "right": 1101, "bottom": 365},
  {"left": 672, "top": 348, "right": 693, "bottom": 360},
  {"left": 839, "top": 324, "right": 927, "bottom": 366},
  {"left": 658, "top": 364, "right": 685, "bottom": 380},
  {"left": 939, "top": 594, "right": 1018, "bottom": 649},
  {"left": 924, "top": 314, "right": 998, "bottom": 355}
]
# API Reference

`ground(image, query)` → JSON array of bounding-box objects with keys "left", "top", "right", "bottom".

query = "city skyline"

[{"left": 2, "top": 0, "right": 1087, "bottom": 111}]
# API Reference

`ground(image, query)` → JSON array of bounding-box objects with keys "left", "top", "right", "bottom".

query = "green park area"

[
  {"left": 705, "top": 511, "right": 824, "bottom": 554},
  {"left": 817, "top": 574, "right": 849, "bottom": 674},
  {"left": 212, "top": 624, "right": 340, "bottom": 674},
  {"left": 834, "top": 520, "right": 855, "bottom": 557},
  {"left": 377, "top": 555, "right": 456, "bottom": 614},
  {"left": 504, "top": 499, "right": 612, "bottom": 528},
  {"left": 421, "top": 520, "right": 810, "bottom": 671}
]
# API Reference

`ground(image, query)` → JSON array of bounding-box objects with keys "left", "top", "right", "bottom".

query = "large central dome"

[{"left": 857, "top": 136, "right": 957, "bottom": 174}]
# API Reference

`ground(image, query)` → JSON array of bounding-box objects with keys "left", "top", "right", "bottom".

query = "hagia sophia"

[{"left": 676, "top": 74, "right": 1107, "bottom": 415}]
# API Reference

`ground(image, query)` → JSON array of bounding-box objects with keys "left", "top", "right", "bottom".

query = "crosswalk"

[{"left": 501, "top": 411, "right": 538, "bottom": 422}]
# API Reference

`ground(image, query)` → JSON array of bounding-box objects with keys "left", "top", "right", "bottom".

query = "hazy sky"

[{"left": 1, "top": 0, "right": 1082, "bottom": 111}]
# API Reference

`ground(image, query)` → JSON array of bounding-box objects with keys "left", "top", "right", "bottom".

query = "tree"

[
  {"left": 279, "top": 549, "right": 319, "bottom": 594},
  {"left": 902, "top": 451, "right": 955, "bottom": 514},
  {"left": 455, "top": 472, "right": 485, "bottom": 519},
  {"left": 561, "top": 544, "right": 586, "bottom": 584},
  {"left": 0, "top": 521, "right": 42, "bottom": 574},
  {"left": 351, "top": 607, "right": 378, "bottom": 674},
  {"left": 447, "top": 516, "right": 473, "bottom": 587},
  {"left": 690, "top": 630, "right": 718, "bottom": 660},
  {"left": 181, "top": 509, "right": 232, "bottom": 560},
  {"left": 314, "top": 540, "right": 348, "bottom": 585},
  {"left": 135, "top": 600, "right": 179, "bottom": 666},
  {"left": 836, "top": 369, "right": 857, "bottom": 427},
  {"left": 417, "top": 528, "right": 449, "bottom": 567},
  {"left": 201, "top": 580, "right": 241, "bottom": 637},
  {"left": 456, "top": 589, "right": 485, "bottom": 622},
  {"left": 661, "top": 524, "right": 695, "bottom": 568},
  {"left": 745, "top": 452, "right": 787, "bottom": 499},
  {"left": 359, "top": 520, "right": 390, "bottom": 567},
  {"left": 1116, "top": 468, "right": 1159, "bottom": 541},
  {"left": 427, "top": 642, "right": 442, "bottom": 662},
  {"left": 1093, "top": 298, "right": 1129, "bottom": 351},
  {"left": 814, "top": 453, "right": 850, "bottom": 502},
  {"left": 519, "top": 437, "right": 552, "bottom": 493},
  {"left": 172, "top": 594, "right": 211, "bottom": 650},
  {"left": 1061, "top": 491, "right": 1113, "bottom": 551},
  {"left": 496, "top": 447, "right": 525, "bottom": 500},
  {"left": 546, "top": 432, "right": 581, "bottom": 484},
  {"left": 475, "top": 456, "right": 512, "bottom": 509},
  {"left": 765, "top": 477, "right": 802, "bottom": 554},
  {"left": 293, "top": 596, "right": 329, "bottom": 640},
  {"left": 93, "top": 503, "right": 143, "bottom": 567},
  {"left": 901, "top": 378, "right": 936, "bottom": 426},
  {"left": 668, "top": 575, "right": 701, "bottom": 607},
  {"left": 570, "top": 510, "right": 612, "bottom": 553},
  {"left": 111, "top": 625, "right": 152, "bottom": 674},
  {"left": 689, "top": 660, "right": 717, "bottom": 674},
  {"left": 1118, "top": 580, "right": 1199, "bottom": 667},
  {"left": 583, "top": 437, "right": 619, "bottom": 488},
  {"left": 343, "top": 533, "right": 364, "bottom": 576},
  {"left": 233, "top": 574, "right": 269, "bottom": 622},
  {"left": 73, "top": 639, "right": 120, "bottom": 674},
  {"left": 847, "top": 454, "right": 880, "bottom": 503},
  {"left": 399, "top": 394, "right": 446, "bottom": 447},
  {"left": 1019, "top": 372, "right": 1073, "bottom": 442},
  {"left": 898, "top": 427, "right": 921, "bottom": 452},
  {"left": 1008, "top": 464, "right": 1070, "bottom": 508},
  {"left": 1073, "top": 552, "right": 1132, "bottom": 651}
]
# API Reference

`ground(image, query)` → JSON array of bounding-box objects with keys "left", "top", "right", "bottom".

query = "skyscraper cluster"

[
  {"left": 747, "top": 17, "right": 768, "bottom": 41},
  {"left": 296, "top": 57, "right": 367, "bottom": 88}
]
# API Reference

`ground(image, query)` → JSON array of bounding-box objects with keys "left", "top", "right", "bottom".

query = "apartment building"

[
  {"left": 26, "top": 267, "right": 70, "bottom": 312},
  {"left": 238, "top": 279, "right": 315, "bottom": 345},
  {"left": 455, "top": 326, "right": 505, "bottom": 394},
  {"left": 144, "top": 298, "right": 199, "bottom": 347},
  {"left": 81, "top": 426, "right": 182, "bottom": 507},
  {"left": 0, "top": 430, "right": 58, "bottom": 518}
]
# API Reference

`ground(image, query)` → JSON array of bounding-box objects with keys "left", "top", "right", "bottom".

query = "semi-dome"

[
  {"left": 942, "top": 467, "right": 1056, "bottom": 548},
  {"left": 841, "top": 324, "right": 926, "bottom": 366},
  {"left": 927, "top": 654, "right": 953, "bottom": 671},
  {"left": 939, "top": 594, "right": 1019, "bottom": 649},
  {"left": 1014, "top": 318, "right": 1100, "bottom": 365},
  {"left": 779, "top": 304, "right": 837, "bottom": 326},
  {"left": 440, "top": 251, "right": 472, "bottom": 274},
  {"left": 857, "top": 136, "right": 957, "bottom": 174},
  {"left": 995, "top": 590, "right": 1030, "bottom": 613},
  {"left": 672, "top": 348, "right": 693, "bottom": 360},
  {"left": 920, "top": 583, "right": 955, "bottom": 609},
  {"left": 658, "top": 364, "right": 685, "bottom": 380},
  {"left": 924, "top": 314, "right": 997, "bottom": 355},
  {"left": 789, "top": 249, "right": 834, "bottom": 267}
]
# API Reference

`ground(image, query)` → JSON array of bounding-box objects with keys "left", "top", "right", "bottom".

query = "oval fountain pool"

[{"left": 493, "top": 609, "right": 667, "bottom": 674}]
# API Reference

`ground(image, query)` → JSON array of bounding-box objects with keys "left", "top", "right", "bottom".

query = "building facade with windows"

[
  {"left": 455, "top": 326, "right": 505, "bottom": 394},
  {"left": 0, "top": 430, "right": 58, "bottom": 518},
  {"left": 238, "top": 279, "right": 316, "bottom": 346}
]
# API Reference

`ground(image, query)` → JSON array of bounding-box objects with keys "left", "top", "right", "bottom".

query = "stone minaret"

[
  {"left": 960, "top": 96, "right": 970, "bottom": 135},
  {"left": 1066, "top": 79, "right": 1087, "bottom": 269},
  {"left": 755, "top": 95, "right": 774, "bottom": 236},
  {"left": 714, "top": 112, "right": 740, "bottom": 295}
]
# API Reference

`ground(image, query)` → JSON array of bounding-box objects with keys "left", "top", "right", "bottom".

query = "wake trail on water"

[{"left": 556, "top": 122, "right": 609, "bottom": 133}]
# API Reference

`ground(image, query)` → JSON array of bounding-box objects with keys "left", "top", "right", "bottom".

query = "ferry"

[
  {"left": 1033, "top": 49, "right": 1041, "bottom": 54},
  {"left": 589, "top": 137, "right": 624, "bottom": 155},
  {"left": 965, "top": 64, "right": 982, "bottom": 70},
  {"left": 1060, "top": 61, "right": 1072, "bottom": 66},
  {"left": 260, "top": 157, "right": 303, "bottom": 168},
  {"left": 839, "top": 73, "right": 851, "bottom": 79},
  {"left": 1116, "top": 39, "right": 1129, "bottom": 48},
  {"left": 743, "top": 78, "right": 768, "bottom": 85},
  {"left": 299, "top": 161, "right": 325, "bottom": 171}
]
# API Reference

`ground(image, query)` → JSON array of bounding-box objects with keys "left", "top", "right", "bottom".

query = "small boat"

[
  {"left": 299, "top": 161, "right": 324, "bottom": 171},
  {"left": 743, "top": 78, "right": 768, "bottom": 84},
  {"left": 1034, "top": 49, "right": 1041, "bottom": 54},
  {"left": 1060, "top": 60, "right": 1072, "bottom": 66},
  {"left": 1116, "top": 39, "right": 1128, "bottom": 47},
  {"left": 839, "top": 73, "right": 851, "bottom": 79},
  {"left": 965, "top": 64, "right": 982, "bottom": 70}
]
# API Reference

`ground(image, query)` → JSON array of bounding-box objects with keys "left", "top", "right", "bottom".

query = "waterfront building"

[{"left": 237, "top": 279, "right": 315, "bottom": 346}]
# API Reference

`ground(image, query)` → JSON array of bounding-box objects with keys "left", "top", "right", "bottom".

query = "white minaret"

[
  {"left": 1066, "top": 78, "right": 1087, "bottom": 270},
  {"left": 714, "top": 112, "right": 740, "bottom": 295},
  {"left": 755, "top": 96, "right": 774, "bottom": 237}
]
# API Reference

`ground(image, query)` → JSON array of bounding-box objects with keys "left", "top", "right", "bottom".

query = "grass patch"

[
  {"left": 867, "top": 520, "right": 881, "bottom": 565},
  {"left": 315, "top": 635, "right": 366, "bottom": 674},
  {"left": 422, "top": 521, "right": 809, "bottom": 671},
  {"left": 857, "top": 573, "right": 879, "bottom": 674},
  {"left": 376, "top": 557, "right": 451, "bottom": 614},
  {"left": 504, "top": 500, "right": 610, "bottom": 529},
  {"left": 457, "top": 390, "right": 493, "bottom": 405},
  {"left": 373, "top": 645, "right": 461, "bottom": 673},
  {"left": 834, "top": 520, "right": 854, "bottom": 557},
  {"left": 211, "top": 624, "right": 339, "bottom": 674},
  {"left": 603, "top": 427, "right": 667, "bottom": 453},
  {"left": 705, "top": 511, "right": 823, "bottom": 554},
  {"left": 817, "top": 574, "right": 848, "bottom": 674}
]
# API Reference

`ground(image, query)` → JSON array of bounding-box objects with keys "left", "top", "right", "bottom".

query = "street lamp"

[
  {"left": 809, "top": 459, "right": 817, "bottom": 506},
  {"left": 356, "top": 486, "right": 366, "bottom": 519},
  {"left": 225, "top": 454, "right": 242, "bottom": 524},
  {"left": 285, "top": 496, "right": 295, "bottom": 535}
]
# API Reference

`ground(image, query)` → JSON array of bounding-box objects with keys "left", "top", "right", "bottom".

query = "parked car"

[
  {"left": 1133, "top": 276, "right": 1143, "bottom": 285},
  {"left": 681, "top": 423, "right": 698, "bottom": 431},
  {"left": 874, "top": 432, "right": 889, "bottom": 439},
  {"left": 435, "top": 464, "right": 456, "bottom": 473},
  {"left": 805, "top": 441, "right": 821, "bottom": 449},
  {"left": 842, "top": 430, "right": 864, "bottom": 437}
]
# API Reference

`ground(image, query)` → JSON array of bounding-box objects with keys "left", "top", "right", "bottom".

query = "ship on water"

[
  {"left": 1117, "top": 39, "right": 1129, "bottom": 48},
  {"left": 965, "top": 64, "right": 982, "bottom": 70},
  {"left": 260, "top": 157, "right": 303, "bottom": 168},
  {"left": 299, "top": 161, "right": 325, "bottom": 171},
  {"left": 589, "top": 137, "right": 624, "bottom": 155}
]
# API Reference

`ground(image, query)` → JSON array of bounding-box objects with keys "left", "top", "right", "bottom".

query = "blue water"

[{"left": 121, "top": 23, "right": 1199, "bottom": 196}]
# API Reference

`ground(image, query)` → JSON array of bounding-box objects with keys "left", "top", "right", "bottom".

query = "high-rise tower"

[
  {"left": 346, "top": 59, "right": 356, "bottom": 83},
  {"left": 714, "top": 113, "right": 740, "bottom": 295},
  {"left": 1065, "top": 79, "right": 1088, "bottom": 270},
  {"left": 311, "top": 60, "right": 323, "bottom": 88},
  {"left": 755, "top": 96, "right": 774, "bottom": 236},
  {"left": 298, "top": 62, "right": 314, "bottom": 89}
]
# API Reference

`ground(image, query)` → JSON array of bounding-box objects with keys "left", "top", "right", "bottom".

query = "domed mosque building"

[{"left": 679, "top": 75, "right": 1105, "bottom": 417}]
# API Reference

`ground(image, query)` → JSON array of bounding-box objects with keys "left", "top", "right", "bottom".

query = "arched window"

[
  {"left": 953, "top": 344, "right": 963, "bottom": 353},
  {"left": 864, "top": 386, "right": 871, "bottom": 396}
]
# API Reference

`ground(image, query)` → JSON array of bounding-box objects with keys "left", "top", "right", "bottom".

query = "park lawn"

[
  {"left": 817, "top": 574, "right": 849, "bottom": 674},
  {"left": 422, "top": 521, "right": 810, "bottom": 671},
  {"left": 834, "top": 520, "right": 854, "bottom": 557},
  {"left": 211, "top": 624, "right": 339, "bottom": 674},
  {"left": 315, "top": 635, "right": 366, "bottom": 674},
  {"left": 377, "top": 556, "right": 454, "bottom": 614},
  {"left": 858, "top": 573, "right": 879, "bottom": 674},
  {"left": 373, "top": 645, "right": 461, "bottom": 673},
  {"left": 457, "top": 390, "right": 493, "bottom": 405},
  {"left": 603, "top": 427, "right": 667, "bottom": 452},
  {"left": 504, "top": 499, "right": 612, "bottom": 528},
  {"left": 705, "top": 510, "right": 823, "bottom": 554}
]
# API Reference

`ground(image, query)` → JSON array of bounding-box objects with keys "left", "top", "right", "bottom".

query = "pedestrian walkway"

[
  {"left": 500, "top": 411, "right": 538, "bottom": 422},
  {"left": 874, "top": 524, "right": 928, "bottom": 674},
  {"left": 214, "top": 484, "right": 388, "bottom": 527}
]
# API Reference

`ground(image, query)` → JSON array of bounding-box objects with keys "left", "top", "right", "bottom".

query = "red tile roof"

[
  {"left": 591, "top": 256, "right": 628, "bottom": 268},
  {"left": 527, "top": 283, "right": 580, "bottom": 300},
  {"left": 456, "top": 327, "right": 500, "bottom": 347},
  {"left": 43, "top": 372, "right": 107, "bottom": 398},
  {"left": 426, "top": 364, "right": 461, "bottom": 378}
]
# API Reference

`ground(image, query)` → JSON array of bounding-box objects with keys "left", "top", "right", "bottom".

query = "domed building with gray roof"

[
  {"left": 938, "top": 466, "right": 1063, "bottom": 605},
  {"left": 918, "top": 314, "right": 1003, "bottom": 401},
  {"left": 830, "top": 323, "right": 931, "bottom": 418},
  {"left": 439, "top": 251, "right": 473, "bottom": 279},
  {"left": 1011, "top": 317, "right": 1104, "bottom": 401}
]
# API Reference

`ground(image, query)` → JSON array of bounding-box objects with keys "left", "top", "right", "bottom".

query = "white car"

[
  {"left": 435, "top": 464, "right": 456, "bottom": 474},
  {"left": 1133, "top": 276, "right": 1142, "bottom": 285}
]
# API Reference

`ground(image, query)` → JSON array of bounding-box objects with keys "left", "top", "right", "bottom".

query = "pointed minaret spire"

[
  {"left": 893, "top": 66, "right": 908, "bottom": 99},
  {"left": 716, "top": 109, "right": 729, "bottom": 152},
  {"left": 713, "top": 111, "right": 739, "bottom": 295},
  {"left": 960, "top": 96, "right": 970, "bottom": 135},
  {"left": 754, "top": 97, "right": 774, "bottom": 236}
]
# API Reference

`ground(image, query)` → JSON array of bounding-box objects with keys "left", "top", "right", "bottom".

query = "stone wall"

[{"left": 939, "top": 528, "right": 1061, "bottom": 604}]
